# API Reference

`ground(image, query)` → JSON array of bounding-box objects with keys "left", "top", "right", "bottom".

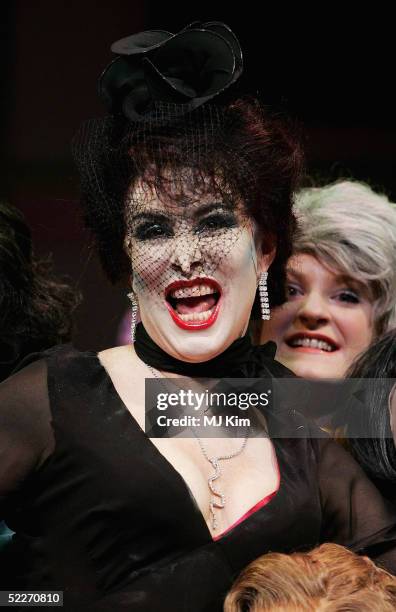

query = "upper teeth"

[
  {"left": 289, "top": 337, "right": 334, "bottom": 351},
  {"left": 169, "top": 284, "right": 216, "bottom": 299}
]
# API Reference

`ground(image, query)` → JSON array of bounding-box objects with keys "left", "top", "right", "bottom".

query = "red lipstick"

[{"left": 165, "top": 277, "right": 222, "bottom": 331}]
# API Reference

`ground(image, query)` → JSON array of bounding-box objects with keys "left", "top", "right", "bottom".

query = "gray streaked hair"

[{"left": 293, "top": 180, "right": 396, "bottom": 335}]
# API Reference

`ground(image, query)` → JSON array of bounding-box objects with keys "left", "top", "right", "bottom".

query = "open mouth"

[
  {"left": 285, "top": 333, "right": 339, "bottom": 353},
  {"left": 165, "top": 278, "right": 221, "bottom": 330}
]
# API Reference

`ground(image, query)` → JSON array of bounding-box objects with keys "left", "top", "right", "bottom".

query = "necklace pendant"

[
  {"left": 208, "top": 456, "right": 227, "bottom": 530},
  {"left": 210, "top": 457, "right": 219, "bottom": 469},
  {"left": 212, "top": 494, "right": 226, "bottom": 509},
  {"left": 192, "top": 427, "right": 249, "bottom": 534}
]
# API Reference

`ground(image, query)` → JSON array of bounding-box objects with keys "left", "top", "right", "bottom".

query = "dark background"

[{"left": 1, "top": 1, "right": 395, "bottom": 350}]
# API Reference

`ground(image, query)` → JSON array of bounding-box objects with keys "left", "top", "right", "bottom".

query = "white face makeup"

[
  {"left": 125, "top": 179, "right": 274, "bottom": 362},
  {"left": 260, "top": 253, "right": 374, "bottom": 379}
]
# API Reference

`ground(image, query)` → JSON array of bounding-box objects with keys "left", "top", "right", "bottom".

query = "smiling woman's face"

[
  {"left": 260, "top": 253, "right": 375, "bottom": 379},
  {"left": 125, "top": 178, "right": 274, "bottom": 362}
]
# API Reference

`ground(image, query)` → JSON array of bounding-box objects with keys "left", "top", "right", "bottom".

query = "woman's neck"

[{"left": 133, "top": 323, "right": 253, "bottom": 378}]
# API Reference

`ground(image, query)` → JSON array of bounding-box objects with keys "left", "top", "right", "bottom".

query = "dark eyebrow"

[
  {"left": 129, "top": 211, "right": 172, "bottom": 225},
  {"left": 192, "top": 201, "right": 233, "bottom": 219},
  {"left": 129, "top": 202, "right": 233, "bottom": 224}
]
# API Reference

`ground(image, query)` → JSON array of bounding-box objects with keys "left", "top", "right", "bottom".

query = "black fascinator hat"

[{"left": 99, "top": 21, "right": 243, "bottom": 120}]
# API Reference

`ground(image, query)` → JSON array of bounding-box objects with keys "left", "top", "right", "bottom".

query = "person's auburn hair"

[
  {"left": 224, "top": 543, "right": 396, "bottom": 611},
  {"left": 74, "top": 98, "right": 303, "bottom": 308}
]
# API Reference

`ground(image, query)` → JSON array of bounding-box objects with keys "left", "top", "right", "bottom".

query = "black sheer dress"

[{"left": 1, "top": 335, "right": 396, "bottom": 611}]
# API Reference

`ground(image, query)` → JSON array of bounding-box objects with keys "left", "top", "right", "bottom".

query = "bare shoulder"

[
  {"left": 97, "top": 345, "right": 147, "bottom": 418},
  {"left": 98, "top": 344, "right": 135, "bottom": 368},
  {"left": 98, "top": 344, "right": 145, "bottom": 379}
]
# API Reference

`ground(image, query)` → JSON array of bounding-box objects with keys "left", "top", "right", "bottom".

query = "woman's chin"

[
  {"left": 141, "top": 306, "right": 245, "bottom": 364},
  {"left": 277, "top": 350, "right": 345, "bottom": 380},
  {"left": 156, "top": 326, "right": 238, "bottom": 364},
  {"left": 172, "top": 336, "right": 232, "bottom": 363}
]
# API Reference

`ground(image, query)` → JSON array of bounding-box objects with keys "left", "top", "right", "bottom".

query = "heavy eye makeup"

[
  {"left": 131, "top": 213, "right": 174, "bottom": 241},
  {"left": 130, "top": 203, "right": 238, "bottom": 241},
  {"left": 194, "top": 208, "right": 238, "bottom": 235}
]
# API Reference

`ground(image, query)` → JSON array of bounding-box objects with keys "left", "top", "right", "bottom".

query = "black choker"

[{"left": 134, "top": 323, "right": 285, "bottom": 379}]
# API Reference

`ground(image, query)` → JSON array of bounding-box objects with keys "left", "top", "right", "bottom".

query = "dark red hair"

[{"left": 75, "top": 98, "right": 303, "bottom": 306}]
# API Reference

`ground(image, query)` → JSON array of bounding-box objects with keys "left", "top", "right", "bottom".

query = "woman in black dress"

[
  {"left": 1, "top": 23, "right": 396, "bottom": 612},
  {"left": 0, "top": 200, "right": 78, "bottom": 560}
]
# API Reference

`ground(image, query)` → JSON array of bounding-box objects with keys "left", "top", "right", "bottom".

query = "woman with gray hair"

[{"left": 260, "top": 180, "right": 396, "bottom": 379}]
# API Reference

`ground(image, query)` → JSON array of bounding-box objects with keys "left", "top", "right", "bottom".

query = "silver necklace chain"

[
  {"left": 144, "top": 361, "right": 249, "bottom": 531},
  {"left": 193, "top": 429, "right": 248, "bottom": 531}
]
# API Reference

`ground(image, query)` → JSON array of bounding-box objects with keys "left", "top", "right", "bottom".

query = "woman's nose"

[
  {"left": 296, "top": 292, "right": 330, "bottom": 329},
  {"left": 170, "top": 234, "right": 202, "bottom": 275}
]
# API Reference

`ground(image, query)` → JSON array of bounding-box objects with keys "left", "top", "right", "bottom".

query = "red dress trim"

[{"left": 213, "top": 448, "right": 281, "bottom": 541}]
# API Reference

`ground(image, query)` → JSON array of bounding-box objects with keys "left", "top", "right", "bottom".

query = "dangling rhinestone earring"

[
  {"left": 259, "top": 272, "right": 270, "bottom": 320},
  {"left": 127, "top": 290, "right": 139, "bottom": 342}
]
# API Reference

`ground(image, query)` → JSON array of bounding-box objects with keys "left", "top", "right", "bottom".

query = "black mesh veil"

[
  {"left": 74, "top": 102, "right": 262, "bottom": 301},
  {"left": 73, "top": 99, "right": 301, "bottom": 321}
]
